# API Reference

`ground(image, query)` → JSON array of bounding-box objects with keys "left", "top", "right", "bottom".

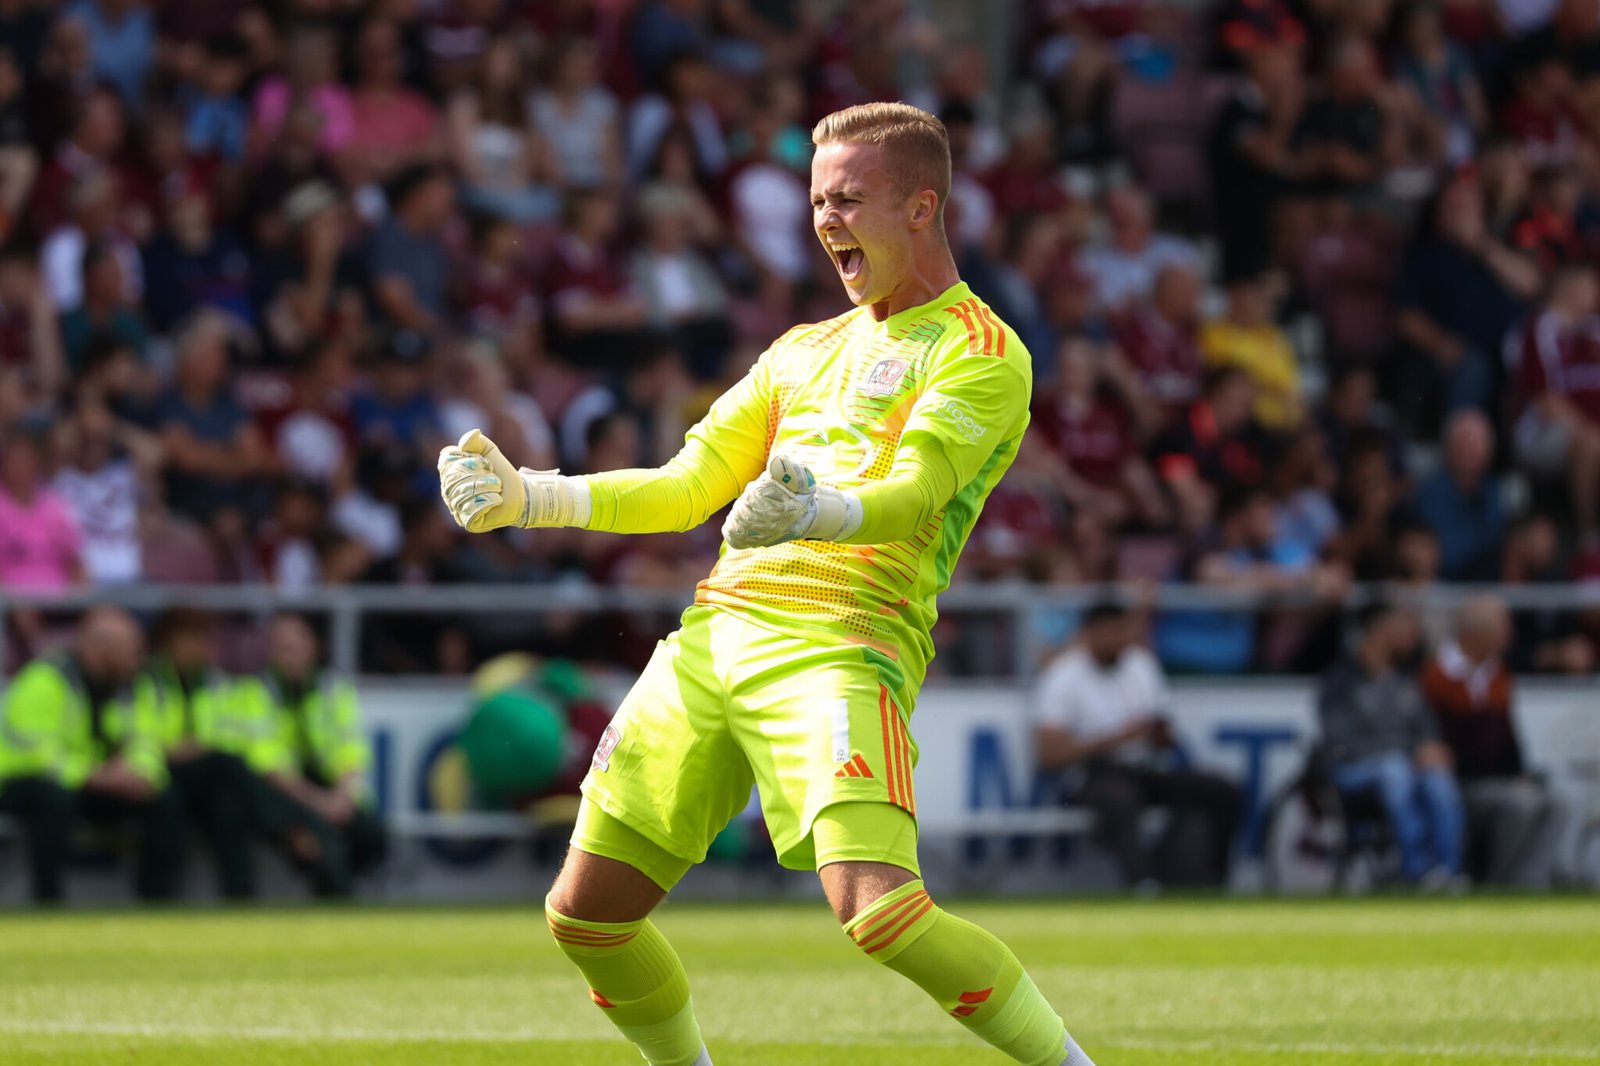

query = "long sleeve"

[
  {"left": 0, "top": 664, "right": 69, "bottom": 783},
  {"left": 578, "top": 351, "right": 773, "bottom": 533}
]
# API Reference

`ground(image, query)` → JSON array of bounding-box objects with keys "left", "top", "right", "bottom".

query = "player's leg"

[
  {"left": 544, "top": 612, "right": 751, "bottom": 1066},
  {"left": 816, "top": 806, "right": 1096, "bottom": 1066}
]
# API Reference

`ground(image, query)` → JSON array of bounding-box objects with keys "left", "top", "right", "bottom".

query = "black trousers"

[
  {"left": 0, "top": 775, "right": 186, "bottom": 902},
  {"left": 254, "top": 778, "right": 387, "bottom": 898},
  {"left": 168, "top": 752, "right": 257, "bottom": 900},
  {"left": 1077, "top": 761, "right": 1242, "bottom": 887}
]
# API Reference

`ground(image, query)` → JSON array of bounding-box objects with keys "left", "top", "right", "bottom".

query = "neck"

[{"left": 869, "top": 246, "right": 959, "bottom": 321}]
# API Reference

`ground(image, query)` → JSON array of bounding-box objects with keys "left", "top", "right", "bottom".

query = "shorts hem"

[{"left": 576, "top": 784, "right": 704, "bottom": 890}]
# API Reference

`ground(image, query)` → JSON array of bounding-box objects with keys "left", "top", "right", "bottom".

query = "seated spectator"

[
  {"left": 631, "top": 184, "right": 733, "bottom": 379},
  {"left": 1293, "top": 35, "right": 1406, "bottom": 206},
  {"left": 1151, "top": 366, "right": 1267, "bottom": 533},
  {"left": 138, "top": 608, "right": 258, "bottom": 900},
  {"left": 42, "top": 170, "right": 142, "bottom": 314},
  {"left": 140, "top": 177, "right": 254, "bottom": 333},
  {"left": 1502, "top": 513, "right": 1596, "bottom": 673},
  {"left": 1316, "top": 364, "right": 1406, "bottom": 480},
  {"left": 1422, "top": 595, "right": 1564, "bottom": 887},
  {"left": 0, "top": 426, "right": 83, "bottom": 589},
  {"left": 250, "top": 26, "right": 353, "bottom": 160},
  {"left": 1414, "top": 408, "right": 1505, "bottom": 581},
  {"left": 0, "top": 47, "right": 35, "bottom": 242},
  {"left": 1032, "top": 335, "right": 1168, "bottom": 530},
  {"left": 1397, "top": 168, "right": 1537, "bottom": 429},
  {"left": 1270, "top": 427, "right": 1341, "bottom": 559},
  {"left": 180, "top": 32, "right": 250, "bottom": 163},
  {"left": 1393, "top": 1, "right": 1488, "bottom": 165},
  {"left": 1498, "top": 53, "right": 1581, "bottom": 169},
  {"left": 367, "top": 164, "right": 455, "bottom": 334},
  {"left": 1509, "top": 164, "right": 1586, "bottom": 273},
  {"left": 446, "top": 36, "right": 557, "bottom": 223},
  {"left": 530, "top": 35, "right": 622, "bottom": 192},
  {"left": 1113, "top": 262, "right": 1204, "bottom": 433},
  {"left": 1201, "top": 268, "right": 1303, "bottom": 432},
  {"left": 255, "top": 342, "right": 355, "bottom": 487},
  {"left": 0, "top": 241, "right": 65, "bottom": 398},
  {"left": 154, "top": 310, "right": 267, "bottom": 525},
  {"left": 350, "top": 329, "right": 444, "bottom": 488},
  {"left": 0, "top": 607, "right": 182, "bottom": 902},
  {"left": 1157, "top": 486, "right": 1347, "bottom": 674},
  {"left": 345, "top": 18, "right": 441, "bottom": 186},
  {"left": 727, "top": 100, "right": 812, "bottom": 300},
  {"left": 1331, "top": 433, "right": 1413, "bottom": 579},
  {"left": 72, "top": 0, "right": 154, "bottom": 110},
  {"left": 30, "top": 85, "right": 126, "bottom": 238},
  {"left": 257, "top": 478, "right": 329, "bottom": 590},
  {"left": 57, "top": 240, "right": 148, "bottom": 371},
  {"left": 259, "top": 182, "right": 367, "bottom": 363},
  {"left": 1078, "top": 185, "right": 1199, "bottom": 312},
  {"left": 547, "top": 189, "right": 650, "bottom": 368},
  {"left": 439, "top": 339, "right": 557, "bottom": 473},
  {"left": 1035, "top": 600, "right": 1240, "bottom": 888},
  {"left": 460, "top": 215, "right": 543, "bottom": 367},
  {"left": 233, "top": 613, "right": 387, "bottom": 897},
  {"left": 1513, "top": 264, "right": 1600, "bottom": 542},
  {"left": 51, "top": 395, "right": 142, "bottom": 585},
  {"left": 360, "top": 500, "right": 472, "bottom": 673},
  {"left": 1317, "top": 601, "right": 1465, "bottom": 888},
  {"left": 627, "top": 49, "right": 726, "bottom": 184}
]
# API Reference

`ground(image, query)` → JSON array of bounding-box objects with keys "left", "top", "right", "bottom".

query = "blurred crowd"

[{"left": 2, "top": 0, "right": 1600, "bottom": 675}]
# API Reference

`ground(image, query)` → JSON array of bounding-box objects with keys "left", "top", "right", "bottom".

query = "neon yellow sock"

[
  {"left": 843, "top": 880, "right": 1090, "bottom": 1066},
  {"left": 545, "top": 898, "right": 706, "bottom": 1066}
]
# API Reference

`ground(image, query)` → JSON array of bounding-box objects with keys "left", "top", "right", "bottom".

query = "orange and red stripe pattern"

[
  {"left": 848, "top": 887, "right": 935, "bottom": 956},
  {"left": 943, "top": 297, "right": 1007, "bottom": 359},
  {"left": 546, "top": 912, "right": 638, "bottom": 951},
  {"left": 950, "top": 986, "right": 994, "bottom": 1018},
  {"left": 835, "top": 753, "right": 875, "bottom": 779},
  {"left": 879, "top": 687, "right": 916, "bottom": 817}
]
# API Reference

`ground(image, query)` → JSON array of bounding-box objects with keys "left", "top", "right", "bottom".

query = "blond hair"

[{"left": 812, "top": 102, "right": 951, "bottom": 234}]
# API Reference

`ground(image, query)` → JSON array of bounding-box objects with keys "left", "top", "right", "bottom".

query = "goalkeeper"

[{"left": 438, "top": 102, "right": 1095, "bottom": 1066}]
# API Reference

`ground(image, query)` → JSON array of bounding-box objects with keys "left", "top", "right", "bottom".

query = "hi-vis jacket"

[
  {"left": 0, "top": 652, "right": 166, "bottom": 789},
  {"left": 230, "top": 671, "right": 370, "bottom": 784}
]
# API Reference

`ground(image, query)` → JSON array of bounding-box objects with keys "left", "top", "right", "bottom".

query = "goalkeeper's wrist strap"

[
  {"left": 517, "top": 471, "right": 592, "bottom": 528},
  {"left": 799, "top": 486, "right": 863, "bottom": 542}
]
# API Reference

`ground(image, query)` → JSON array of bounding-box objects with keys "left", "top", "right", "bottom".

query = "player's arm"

[
  {"left": 724, "top": 344, "right": 1030, "bottom": 548},
  {"left": 439, "top": 352, "right": 772, "bottom": 534}
]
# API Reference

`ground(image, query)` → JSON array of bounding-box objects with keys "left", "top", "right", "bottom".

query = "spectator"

[
  {"left": 0, "top": 607, "right": 182, "bottom": 902},
  {"left": 1397, "top": 168, "right": 1538, "bottom": 428},
  {"left": 349, "top": 328, "right": 444, "bottom": 481},
  {"left": 1292, "top": 36, "right": 1405, "bottom": 205},
  {"left": 58, "top": 240, "right": 148, "bottom": 371},
  {"left": 727, "top": 98, "right": 812, "bottom": 298},
  {"left": 1331, "top": 431, "right": 1412, "bottom": 580},
  {"left": 547, "top": 189, "right": 650, "bottom": 368},
  {"left": 258, "top": 478, "right": 329, "bottom": 590},
  {"left": 1316, "top": 364, "right": 1406, "bottom": 480},
  {"left": 0, "top": 241, "right": 64, "bottom": 397},
  {"left": 138, "top": 608, "right": 258, "bottom": 900},
  {"left": 1035, "top": 600, "right": 1241, "bottom": 888},
  {"left": 1513, "top": 264, "right": 1600, "bottom": 542},
  {"left": 1422, "top": 595, "right": 1565, "bottom": 887},
  {"left": 1393, "top": 1, "right": 1489, "bottom": 165},
  {"left": 1414, "top": 408, "right": 1506, "bottom": 581},
  {"left": 627, "top": 50, "right": 726, "bottom": 183},
  {"left": 360, "top": 500, "right": 472, "bottom": 673},
  {"left": 1270, "top": 426, "right": 1340, "bottom": 559},
  {"left": 0, "top": 427, "right": 83, "bottom": 589},
  {"left": 1079, "top": 186, "right": 1199, "bottom": 313},
  {"left": 530, "top": 35, "right": 623, "bottom": 192},
  {"left": 439, "top": 339, "right": 557, "bottom": 473},
  {"left": 42, "top": 170, "right": 142, "bottom": 314},
  {"left": 1200, "top": 268, "right": 1303, "bottom": 432},
  {"left": 233, "top": 613, "right": 387, "bottom": 897},
  {"left": 1152, "top": 366, "right": 1267, "bottom": 533},
  {"left": 1501, "top": 513, "right": 1596, "bottom": 673},
  {"left": 250, "top": 25, "right": 353, "bottom": 159},
  {"left": 69, "top": 0, "right": 153, "bottom": 109},
  {"left": 446, "top": 36, "right": 557, "bottom": 223},
  {"left": 259, "top": 181, "right": 366, "bottom": 363},
  {"left": 632, "top": 184, "right": 733, "bottom": 379},
  {"left": 1032, "top": 335, "right": 1168, "bottom": 530},
  {"left": 180, "top": 32, "right": 251, "bottom": 164},
  {"left": 345, "top": 19, "right": 441, "bottom": 186},
  {"left": 1112, "top": 262, "right": 1205, "bottom": 433},
  {"left": 367, "top": 164, "right": 454, "bottom": 333},
  {"left": 51, "top": 394, "right": 145, "bottom": 585},
  {"left": 140, "top": 178, "right": 255, "bottom": 333},
  {"left": 0, "top": 47, "right": 35, "bottom": 241},
  {"left": 154, "top": 310, "right": 266, "bottom": 525},
  {"left": 460, "top": 214, "right": 543, "bottom": 367},
  {"left": 1317, "top": 601, "right": 1466, "bottom": 888}
]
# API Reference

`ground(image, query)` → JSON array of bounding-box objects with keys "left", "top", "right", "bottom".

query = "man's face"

[
  {"left": 1085, "top": 617, "right": 1129, "bottom": 664},
  {"left": 811, "top": 142, "right": 927, "bottom": 310}
]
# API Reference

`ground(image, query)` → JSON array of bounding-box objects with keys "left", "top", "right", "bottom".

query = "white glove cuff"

[
  {"left": 801, "top": 486, "right": 863, "bottom": 542},
  {"left": 516, "top": 471, "right": 592, "bottom": 528}
]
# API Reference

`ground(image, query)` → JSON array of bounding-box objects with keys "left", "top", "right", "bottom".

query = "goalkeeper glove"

[
  {"left": 437, "top": 429, "right": 590, "bottom": 533},
  {"left": 722, "top": 454, "right": 862, "bottom": 549}
]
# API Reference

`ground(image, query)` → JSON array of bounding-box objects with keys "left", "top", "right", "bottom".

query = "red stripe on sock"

[{"left": 863, "top": 898, "right": 935, "bottom": 955}]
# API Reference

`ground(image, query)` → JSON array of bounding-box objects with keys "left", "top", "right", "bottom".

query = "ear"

[{"left": 907, "top": 189, "right": 939, "bottom": 231}]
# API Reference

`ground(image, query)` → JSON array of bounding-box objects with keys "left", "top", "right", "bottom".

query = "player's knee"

[
  {"left": 820, "top": 860, "right": 919, "bottom": 925},
  {"left": 546, "top": 846, "right": 665, "bottom": 925}
]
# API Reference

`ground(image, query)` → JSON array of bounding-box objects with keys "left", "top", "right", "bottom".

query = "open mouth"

[{"left": 831, "top": 242, "right": 865, "bottom": 281}]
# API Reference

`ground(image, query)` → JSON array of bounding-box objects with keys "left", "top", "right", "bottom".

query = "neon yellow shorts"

[{"left": 578, "top": 606, "right": 920, "bottom": 883}]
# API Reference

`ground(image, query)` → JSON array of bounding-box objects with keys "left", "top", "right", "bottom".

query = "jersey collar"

[{"left": 869, "top": 281, "right": 974, "bottom": 334}]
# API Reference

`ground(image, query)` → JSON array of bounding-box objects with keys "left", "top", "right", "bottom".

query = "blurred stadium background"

[{"left": 2, "top": 0, "right": 1600, "bottom": 1058}]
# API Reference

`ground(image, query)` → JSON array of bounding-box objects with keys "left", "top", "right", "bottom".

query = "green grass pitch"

[{"left": 1, "top": 897, "right": 1596, "bottom": 1065}]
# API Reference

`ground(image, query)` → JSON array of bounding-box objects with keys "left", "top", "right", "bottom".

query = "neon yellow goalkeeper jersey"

[{"left": 579, "top": 281, "right": 1030, "bottom": 703}]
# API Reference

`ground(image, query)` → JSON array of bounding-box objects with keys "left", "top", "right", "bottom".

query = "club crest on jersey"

[
  {"left": 861, "top": 358, "right": 909, "bottom": 397},
  {"left": 592, "top": 724, "right": 621, "bottom": 772}
]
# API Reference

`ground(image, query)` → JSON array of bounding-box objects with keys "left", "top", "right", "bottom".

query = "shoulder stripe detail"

[
  {"left": 980, "top": 306, "right": 1006, "bottom": 359},
  {"left": 943, "top": 297, "right": 1006, "bottom": 358}
]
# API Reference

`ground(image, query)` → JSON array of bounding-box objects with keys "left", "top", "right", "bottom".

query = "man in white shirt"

[{"left": 1034, "top": 601, "right": 1240, "bottom": 888}]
